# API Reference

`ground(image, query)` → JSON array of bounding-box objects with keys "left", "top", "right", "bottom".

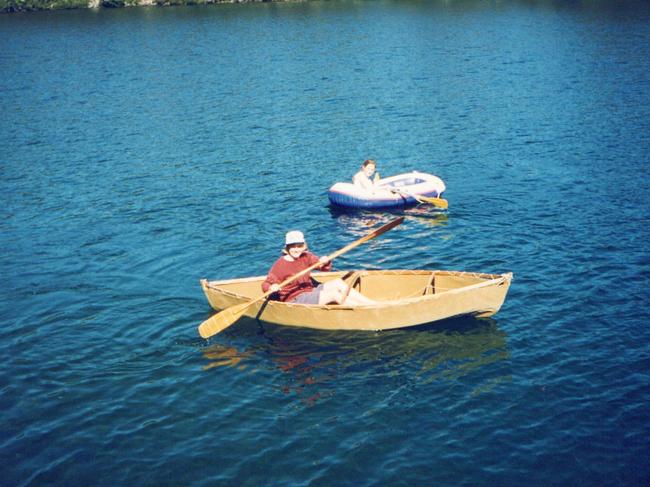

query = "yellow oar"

[
  {"left": 412, "top": 193, "right": 448, "bottom": 209},
  {"left": 391, "top": 187, "right": 448, "bottom": 209},
  {"left": 197, "top": 216, "right": 405, "bottom": 339}
]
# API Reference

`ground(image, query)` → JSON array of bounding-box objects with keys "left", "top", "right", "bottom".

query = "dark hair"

[{"left": 362, "top": 159, "right": 376, "bottom": 168}]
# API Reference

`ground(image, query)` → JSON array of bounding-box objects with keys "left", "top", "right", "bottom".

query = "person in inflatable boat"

[
  {"left": 352, "top": 159, "right": 381, "bottom": 191},
  {"left": 262, "top": 230, "right": 377, "bottom": 306}
]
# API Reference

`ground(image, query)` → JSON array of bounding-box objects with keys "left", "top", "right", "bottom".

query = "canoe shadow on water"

[
  {"left": 407, "top": 315, "right": 498, "bottom": 333},
  {"left": 221, "top": 312, "right": 502, "bottom": 339},
  {"left": 201, "top": 315, "right": 511, "bottom": 396}
]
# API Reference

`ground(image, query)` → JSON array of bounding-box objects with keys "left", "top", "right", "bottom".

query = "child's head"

[{"left": 362, "top": 159, "right": 376, "bottom": 177}]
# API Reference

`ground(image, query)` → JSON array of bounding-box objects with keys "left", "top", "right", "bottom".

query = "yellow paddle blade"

[
  {"left": 198, "top": 301, "right": 252, "bottom": 339},
  {"left": 419, "top": 195, "right": 448, "bottom": 209}
]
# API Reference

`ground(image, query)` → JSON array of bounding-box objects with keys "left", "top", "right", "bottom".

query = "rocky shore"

[{"left": 1, "top": 0, "right": 288, "bottom": 13}]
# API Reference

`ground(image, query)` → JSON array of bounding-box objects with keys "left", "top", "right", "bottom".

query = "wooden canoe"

[{"left": 200, "top": 270, "right": 513, "bottom": 331}]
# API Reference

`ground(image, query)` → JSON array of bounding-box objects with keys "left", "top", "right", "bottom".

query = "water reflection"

[
  {"left": 404, "top": 206, "right": 449, "bottom": 229},
  {"left": 327, "top": 205, "right": 449, "bottom": 235},
  {"left": 201, "top": 316, "right": 510, "bottom": 404},
  {"left": 201, "top": 343, "right": 254, "bottom": 371},
  {"left": 327, "top": 206, "right": 398, "bottom": 237}
]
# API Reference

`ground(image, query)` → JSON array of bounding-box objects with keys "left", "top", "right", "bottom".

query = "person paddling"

[{"left": 262, "top": 230, "right": 376, "bottom": 306}]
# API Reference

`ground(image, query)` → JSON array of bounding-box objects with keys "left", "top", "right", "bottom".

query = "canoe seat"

[
  {"left": 343, "top": 271, "right": 363, "bottom": 291},
  {"left": 422, "top": 273, "right": 436, "bottom": 295}
]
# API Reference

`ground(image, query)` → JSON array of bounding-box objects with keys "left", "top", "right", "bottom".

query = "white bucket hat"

[{"left": 285, "top": 230, "right": 305, "bottom": 246}]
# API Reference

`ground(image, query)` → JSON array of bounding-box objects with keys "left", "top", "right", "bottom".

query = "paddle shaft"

[
  {"left": 259, "top": 216, "right": 403, "bottom": 301},
  {"left": 198, "top": 216, "right": 405, "bottom": 338}
]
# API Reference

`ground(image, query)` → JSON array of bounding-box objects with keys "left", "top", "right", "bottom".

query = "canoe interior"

[{"left": 208, "top": 270, "right": 501, "bottom": 302}]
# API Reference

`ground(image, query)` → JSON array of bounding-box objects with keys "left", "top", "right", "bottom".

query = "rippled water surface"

[{"left": 2, "top": 1, "right": 650, "bottom": 485}]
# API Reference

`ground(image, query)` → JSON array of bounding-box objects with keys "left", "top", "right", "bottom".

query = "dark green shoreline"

[{"left": 1, "top": 0, "right": 293, "bottom": 13}]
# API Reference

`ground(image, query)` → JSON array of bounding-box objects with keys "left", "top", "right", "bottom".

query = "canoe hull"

[{"left": 200, "top": 270, "right": 512, "bottom": 331}]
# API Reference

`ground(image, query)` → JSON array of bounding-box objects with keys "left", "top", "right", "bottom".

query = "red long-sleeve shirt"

[{"left": 262, "top": 251, "right": 332, "bottom": 302}]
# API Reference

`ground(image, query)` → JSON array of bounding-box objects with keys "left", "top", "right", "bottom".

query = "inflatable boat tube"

[{"left": 328, "top": 171, "right": 446, "bottom": 209}]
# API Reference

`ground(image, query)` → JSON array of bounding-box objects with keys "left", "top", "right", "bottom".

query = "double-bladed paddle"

[{"left": 197, "top": 216, "right": 405, "bottom": 339}]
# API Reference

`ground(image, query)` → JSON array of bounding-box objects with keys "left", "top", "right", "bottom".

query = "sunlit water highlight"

[{"left": 1, "top": 1, "right": 649, "bottom": 485}]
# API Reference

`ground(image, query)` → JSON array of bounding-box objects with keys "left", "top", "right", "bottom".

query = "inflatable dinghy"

[{"left": 328, "top": 171, "right": 446, "bottom": 209}]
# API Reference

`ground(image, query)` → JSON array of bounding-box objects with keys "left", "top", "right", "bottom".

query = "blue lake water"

[{"left": 2, "top": 1, "right": 650, "bottom": 485}]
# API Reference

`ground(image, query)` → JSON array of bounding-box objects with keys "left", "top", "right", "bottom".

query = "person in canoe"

[
  {"left": 262, "top": 230, "right": 377, "bottom": 305},
  {"left": 352, "top": 159, "right": 380, "bottom": 191}
]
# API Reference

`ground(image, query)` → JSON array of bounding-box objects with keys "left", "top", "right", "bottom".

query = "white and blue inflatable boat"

[{"left": 328, "top": 171, "right": 446, "bottom": 209}]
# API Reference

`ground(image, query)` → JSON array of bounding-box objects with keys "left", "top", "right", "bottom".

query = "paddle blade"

[
  {"left": 198, "top": 301, "right": 252, "bottom": 339},
  {"left": 421, "top": 196, "right": 448, "bottom": 209}
]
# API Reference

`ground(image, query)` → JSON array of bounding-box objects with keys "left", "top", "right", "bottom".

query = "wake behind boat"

[{"left": 200, "top": 269, "right": 512, "bottom": 331}]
